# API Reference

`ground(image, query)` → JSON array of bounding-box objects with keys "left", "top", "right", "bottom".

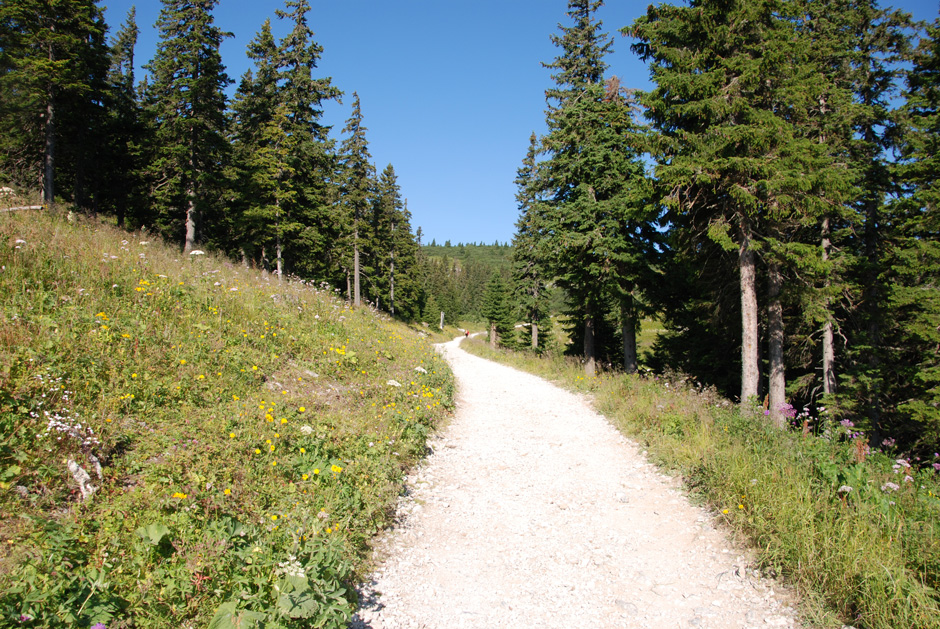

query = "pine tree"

[
  {"left": 339, "top": 92, "right": 374, "bottom": 307},
  {"left": 372, "top": 165, "right": 420, "bottom": 317},
  {"left": 143, "top": 0, "right": 231, "bottom": 252}
]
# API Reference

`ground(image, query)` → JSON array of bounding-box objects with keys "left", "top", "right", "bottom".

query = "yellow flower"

[
  {"left": 280, "top": 418, "right": 287, "bottom": 424},
  {"left": 722, "top": 509, "right": 729, "bottom": 514},
  {"left": 254, "top": 448, "right": 261, "bottom": 454},
  {"left": 302, "top": 474, "right": 309, "bottom": 481},
  {"left": 252, "top": 365, "right": 258, "bottom": 371},
  {"left": 229, "top": 432, "right": 235, "bottom": 439},
  {"left": 269, "top": 445, "right": 276, "bottom": 452},
  {"left": 298, "top": 406, "right": 305, "bottom": 413},
  {"left": 313, "top": 468, "right": 320, "bottom": 475},
  {"left": 271, "top": 515, "right": 278, "bottom": 521},
  {"left": 738, "top": 504, "right": 744, "bottom": 510},
  {"left": 271, "top": 460, "right": 277, "bottom": 466},
  {"left": 299, "top": 448, "right": 306, "bottom": 454},
  {"left": 224, "top": 488, "right": 231, "bottom": 495},
  {"left": 331, "top": 464, "right": 343, "bottom": 474},
  {"left": 172, "top": 492, "right": 187, "bottom": 499},
  {"left": 131, "top": 373, "right": 137, "bottom": 378},
  {"left": 179, "top": 359, "right": 187, "bottom": 365}
]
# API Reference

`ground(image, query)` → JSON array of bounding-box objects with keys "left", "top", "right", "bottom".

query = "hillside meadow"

[
  {"left": 463, "top": 338, "right": 940, "bottom": 629},
  {"left": 0, "top": 208, "right": 454, "bottom": 628}
]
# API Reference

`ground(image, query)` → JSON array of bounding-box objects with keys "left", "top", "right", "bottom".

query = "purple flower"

[
  {"left": 91, "top": 624, "right": 107, "bottom": 629},
  {"left": 840, "top": 419, "right": 854, "bottom": 428},
  {"left": 932, "top": 463, "right": 940, "bottom": 472}
]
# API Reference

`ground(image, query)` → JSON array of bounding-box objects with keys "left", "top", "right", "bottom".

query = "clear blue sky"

[{"left": 102, "top": 0, "right": 939, "bottom": 246}]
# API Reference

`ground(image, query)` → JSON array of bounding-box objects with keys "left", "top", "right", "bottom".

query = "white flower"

[
  {"left": 14, "top": 239, "right": 26, "bottom": 244},
  {"left": 414, "top": 366, "right": 428, "bottom": 374},
  {"left": 837, "top": 485, "right": 853, "bottom": 493},
  {"left": 904, "top": 475, "right": 914, "bottom": 483},
  {"left": 387, "top": 379, "right": 401, "bottom": 387},
  {"left": 299, "top": 425, "right": 313, "bottom": 435},
  {"left": 190, "top": 250, "right": 205, "bottom": 256},
  {"left": 140, "top": 241, "right": 149, "bottom": 245},
  {"left": 881, "top": 482, "right": 900, "bottom": 492}
]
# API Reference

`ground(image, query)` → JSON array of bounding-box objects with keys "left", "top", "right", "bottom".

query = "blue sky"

[{"left": 102, "top": 0, "right": 939, "bottom": 246}]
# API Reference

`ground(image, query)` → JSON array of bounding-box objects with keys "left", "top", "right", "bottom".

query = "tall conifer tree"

[
  {"left": 339, "top": 92, "right": 374, "bottom": 307},
  {"left": 144, "top": 0, "right": 231, "bottom": 252}
]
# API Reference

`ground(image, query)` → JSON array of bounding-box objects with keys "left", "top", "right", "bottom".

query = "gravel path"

[{"left": 352, "top": 337, "right": 801, "bottom": 629}]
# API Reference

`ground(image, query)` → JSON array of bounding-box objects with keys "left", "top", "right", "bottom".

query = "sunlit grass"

[
  {"left": 0, "top": 207, "right": 454, "bottom": 628},
  {"left": 463, "top": 337, "right": 940, "bottom": 629}
]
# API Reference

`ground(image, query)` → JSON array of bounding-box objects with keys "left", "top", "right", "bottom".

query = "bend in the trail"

[{"left": 352, "top": 337, "right": 800, "bottom": 629}]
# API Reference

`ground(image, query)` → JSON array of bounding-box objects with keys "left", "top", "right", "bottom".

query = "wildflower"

[
  {"left": 881, "top": 482, "right": 900, "bottom": 492},
  {"left": 840, "top": 419, "right": 854, "bottom": 428},
  {"left": 179, "top": 359, "right": 187, "bottom": 365},
  {"left": 331, "top": 464, "right": 343, "bottom": 474},
  {"left": 302, "top": 474, "right": 309, "bottom": 481},
  {"left": 229, "top": 432, "right": 235, "bottom": 439},
  {"left": 387, "top": 380, "right": 402, "bottom": 387},
  {"left": 254, "top": 448, "right": 261, "bottom": 454},
  {"left": 224, "top": 488, "right": 231, "bottom": 495},
  {"left": 190, "top": 250, "right": 205, "bottom": 256},
  {"left": 300, "top": 448, "right": 306, "bottom": 453},
  {"left": 300, "top": 425, "right": 313, "bottom": 435},
  {"left": 837, "top": 485, "right": 853, "bottom": 493},
  {"left": 904, "top": 475, "right": 913, "bottom": 483},
  {"left": 313, "top": 468, "right": 320, "bottom": 475},
  {"left": 172, "top": 492, "right": 187, "bottom": 499},
  {"left": 414, "top": 366, "right": 428, "bottom": 374},
  {"left": 298, "top": 406, "right": 305, "bottom": 413}
]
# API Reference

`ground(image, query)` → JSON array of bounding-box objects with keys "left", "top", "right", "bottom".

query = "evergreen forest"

[
  {"left": 507, "top": 0, "right": 940, "bottom": 459},
  {"left": 0, "top": 0, "right": 938, "bottom": 467}
]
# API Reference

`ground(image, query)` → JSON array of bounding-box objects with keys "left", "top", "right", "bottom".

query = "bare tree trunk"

[
  {"left": 584, "top": 314, "right": 596, "bottom": 377},
  {"left": 821, "top": 216, "right": 836, "bottom": 394},
  {"left": 390, "top": 251, "right": 395, "bottom": 315},
  {"left": 767, "top": 261, "right": 785, "bottom": 427},
  {"left": 739, "top": 219, "right": 759, "bottom": 403},
  {"left": 354, "top": 225, "right": 361, "bottom": 307},
  {"left": 43, "top": 93, "right": 55, "bottom": 204},
  {"left": 531, "top": 322, "right": 538, "bottom": 351},
  {"left": 184, "top": 190, "right": 196, "bottom": 254},
  {"left": 490, "top": 322, "right": 497, "bottom": 349},
  {"left": 621, "top": 297, "right": 638, "bottom": 374},
  {"left": 345, "top": 268, "right": 351, "bottom": 302}
]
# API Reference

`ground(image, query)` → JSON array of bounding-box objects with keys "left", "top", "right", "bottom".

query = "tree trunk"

[
  {"left": 43, "top": 92, "right": 55, "bottom": 204},
  {"left": 621, "top": 297, "right": 638, "bottom": 374},
  {"left": 531, "top": 321, "right": 538, "bottom": 351},
  {"left": 354, "top": 225, "right": 361, "bottom": 307},
  {"left": 490, "top": 322, "right": 497, "bottom": 349},
  {"left": 739, "top": 219, "right": 759, "bottom": 403},
  {"left": 821, "top": 216, "right": 836, "bottom": 395},
  {"left": 584, "top": 314, "right": 596, "bottom": 377},
  {"left": 184, "top": 190, "right": 196, "bottom": 254},
  {"left": 767, "top": 262, "right": 785, "bottom": 427},
  {"left": 390, "top": 250, "right": 395, "bottom": 315}
]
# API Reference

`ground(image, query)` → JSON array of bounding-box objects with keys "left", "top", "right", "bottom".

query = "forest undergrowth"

[
  {"left": 0, "top": 208, "right": 454, "bottom": 628},
  {"left": 463, "top": 338, "right": 940, "bottom": 629}
]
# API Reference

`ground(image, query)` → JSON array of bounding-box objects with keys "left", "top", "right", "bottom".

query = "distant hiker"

[{"left": 465, "top": 330, "right": 469, "bottom": 338}]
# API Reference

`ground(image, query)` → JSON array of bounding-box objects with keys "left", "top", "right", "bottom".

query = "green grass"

[
  {"left": 462, "top": 338, "right": 940, "bottom": 629},
  {"left": 0, "top": 208, "right": 454, "bottom": 628}
]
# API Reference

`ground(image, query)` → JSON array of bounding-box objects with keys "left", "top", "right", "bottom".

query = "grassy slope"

[
  {"left": 462, "top": 338, "right": 940, "bottom": 629},
  {"left": 0, "top": 209, "right": 454, "bottom": 628}
]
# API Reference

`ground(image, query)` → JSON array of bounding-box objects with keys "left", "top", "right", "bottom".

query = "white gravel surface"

[{"left": 351, "top": 337, "right": 801, "bottom": 629}]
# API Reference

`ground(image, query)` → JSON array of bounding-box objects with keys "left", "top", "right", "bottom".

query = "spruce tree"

[
  {"left": 886, "top": 16, "right": 940, "bottom": 452},
  {"left": 511, "top": 132, "right": 553, "bottom": 353},
  {"left": 0, "top": 0, "right": 109, "bottom": 202},
  {"left": 535, "top": 0, "right": 655, "bottom": 376},
  {"left": 631, "top": 0, "right": 839, "bottom": 420},
  {"left": 143, "top": 0, "right": 231, "bottom": 252},
  {"left": 482, "top": 272, "right": 515, "bottom": 350},
  {"left": 339, "top": 92, "right": 374, "bottom": 307},
  {"left": 273, "top": 0, "right": 341, "bottom": 282}
]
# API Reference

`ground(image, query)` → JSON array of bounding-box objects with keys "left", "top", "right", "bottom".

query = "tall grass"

[
  {"left": 463, "top": 338, "right": 940, "bottom": 629},
  {"left": 0, "top": 208, "right": 454, "bottom": 628}
]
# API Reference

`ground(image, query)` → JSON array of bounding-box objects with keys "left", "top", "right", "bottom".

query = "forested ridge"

[{"left": 499, "top": 0, "right": 940, "bottom": 459}]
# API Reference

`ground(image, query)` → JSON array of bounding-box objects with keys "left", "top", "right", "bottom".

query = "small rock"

[{"left": 614, "top": 600, "right": 638, "bottom": 615}]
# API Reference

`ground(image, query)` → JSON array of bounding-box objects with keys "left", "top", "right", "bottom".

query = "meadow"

[
  {"left": 463, "top": 338, "right": 940, "bottom": 629},
  {"left": 0, "top": 208, "right": 454, "bottom": 628}
]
